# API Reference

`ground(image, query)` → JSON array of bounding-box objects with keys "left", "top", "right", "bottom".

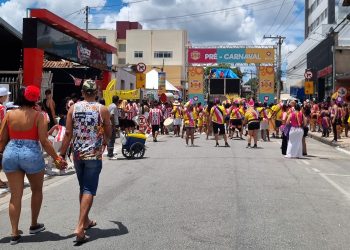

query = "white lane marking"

[
  {"left": 301, "top": 160, "right": 310, "bottom": 165},
  {"left": 336, "top": 147, "right": 350, "bottom": 156},
  {"left": 312, "top": 168, "right": 320, "bottom": 173},
  {"left": 305, "top": 167, "right": 312, "bottom": 174},
  {"left": 0, "top": 175, "right": 76, "bottom": 212},
  {"left": 323, "top": 173, "right": 350, "bottom": 177},
  {"left": 319, "top": 173, "right": 350, "bottom": 200}
]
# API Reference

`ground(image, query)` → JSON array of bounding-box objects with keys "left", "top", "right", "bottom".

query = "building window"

[
  {"left": 121, "top": 80, "right": 125, "bottom": 90},
  {"left": 119, "top": 44, "right": 126, "bottom": 52},
  {"left": 154, "top": 51, "right": 173, "bottom": 58},
  {"left": 134, "top": 51, "right": 143, "bottom": 58},
  {"left": 118, "top": 58, "right": 126, "bottom": 65},
  {"left": 130, "top": 83, "right": 134, "bottom": 90},
  {"left": 98, "top": 36, "right": 107, "bottom": 42}
]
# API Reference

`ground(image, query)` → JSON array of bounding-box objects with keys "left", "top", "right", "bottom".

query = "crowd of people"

[{"left": 0, "top": 81, "right": 350, "bottom": 245}]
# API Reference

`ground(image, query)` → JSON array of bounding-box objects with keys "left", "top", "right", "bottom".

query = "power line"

[
  {"left": 273, "top": 0, "right": 297, "bottom": 35},
  {"left": 135, "top": 0, "right": 282, "bottom": 22},
  {"left": 94, "top": 1, "right": 283, "bottom": 25},
  {"left": 263, "top": 0, "right": 287, "bottom": 36}
]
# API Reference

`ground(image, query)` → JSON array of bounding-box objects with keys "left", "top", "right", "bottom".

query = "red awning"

[{"left": 30, "top": 9, "right": 117, "bottom": 54}]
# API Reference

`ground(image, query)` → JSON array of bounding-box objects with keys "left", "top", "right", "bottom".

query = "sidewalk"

[{"left": 308, "top": 129, "right": 350, "bottom": 153}]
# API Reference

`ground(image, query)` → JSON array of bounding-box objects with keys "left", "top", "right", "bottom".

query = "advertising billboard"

[
  {"left": 188, "top": 48, "right": 275, "bottom": 64},
  {"left": 259, "top": 66, "right": 275, "bottom": 94},
  {"left": 188, "top": 48, "right": 217, "bottom": 64},
  {"left": 188, "top": 67, "right": 204, "bottom": 95}
]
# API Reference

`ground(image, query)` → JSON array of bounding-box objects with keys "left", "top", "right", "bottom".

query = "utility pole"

[
  {"left": 263, "top": 35, "right": 285, "bottom": 101},
  {"left": 85, "top": 6, "right": 89, "bottom": 32}
]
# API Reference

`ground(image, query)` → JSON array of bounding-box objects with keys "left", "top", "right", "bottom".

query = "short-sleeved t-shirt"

[
  {"left": 108, "top": 103, "right": 119, "bottom": 126},
  {"left": 210, "top": 105, "right": 226, "bottom": 124}
]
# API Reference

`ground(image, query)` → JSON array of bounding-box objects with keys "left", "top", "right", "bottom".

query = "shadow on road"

[
  {"left": 0, "top": 231, "right": 75, "bottom": 244},
  {"left": 86, "top": 221, "right": 129, "bottom": 243}
]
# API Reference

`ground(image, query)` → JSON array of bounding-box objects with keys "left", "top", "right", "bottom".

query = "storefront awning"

[{"left": 29, "top": 9, "right": 116, "bottom": 54}]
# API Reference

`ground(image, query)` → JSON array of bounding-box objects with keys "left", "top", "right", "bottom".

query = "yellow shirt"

[
  {"left": 230, "top": 107, "right": 242, "bottom": 119},
  {"left": 173, "top": 106, "right": 182, "bottom": 119},
  {"left": 256, "top": 107, "right": 267, "bottom": 119},
  {"left": 197, "top": 112, "right": 204, "bottom": 127},
  {"left": 183, "top": 109, "right": 195, "bottom": 127},
  {"left": 210, "top": 105, "right": 226, "bottom": 124},
  {"left": 245, "top": 108, "right": 259, "bottom": 122},
  {"left": 272, "top": 104, "right": 282, "bottom": 120}
]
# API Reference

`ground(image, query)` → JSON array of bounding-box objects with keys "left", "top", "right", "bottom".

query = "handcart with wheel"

[{"left": 120, "top": 132, "right": 146, "bottom": 159}]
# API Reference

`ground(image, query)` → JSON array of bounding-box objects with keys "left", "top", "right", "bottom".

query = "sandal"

[
  {"left": 84, "top": 220, "right": 97, "bottom": 230},
  {"left": 74, "top": 234, "right": 90, "bottom": 245},
  {"left": 10, "top": 235, "right": 21, "bottom": 245}
]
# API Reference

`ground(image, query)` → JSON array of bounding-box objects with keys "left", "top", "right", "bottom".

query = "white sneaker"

[{"left": 108, "top": 155, "right": 118, "bottom": 160}]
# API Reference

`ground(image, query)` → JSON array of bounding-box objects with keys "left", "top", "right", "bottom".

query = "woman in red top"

[{"left": 0, "top": 86, "right": 67, "bottom": 245}]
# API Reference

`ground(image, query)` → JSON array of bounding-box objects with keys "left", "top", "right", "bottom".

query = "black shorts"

[
  {"left": 152, "top": 125, "right": 160, "bottom": 133},
  {"left": 248, "top": 121, "right": 260, "bottom": 130},
  {"left": 230, "top": 119, "right": 242, "bottom": 127},
  {"left": 124, "top": 119, "right": 135, "bottom": 128},
  {"left": 119, "top": 119, "right": 126, "bottom": 129},
  {"left": 275, "top": 120, "right": 282, "bottom": 128},
  {"left": 212, "top": 122, "right": 225, "bottom": 135}
]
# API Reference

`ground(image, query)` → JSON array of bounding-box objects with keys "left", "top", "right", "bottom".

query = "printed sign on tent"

[
  {"left": 259, "top": 66, "right": 275, "bottom": 94},
  {"left": 188, "top": 67, "right": 204, "bottom": 95}
]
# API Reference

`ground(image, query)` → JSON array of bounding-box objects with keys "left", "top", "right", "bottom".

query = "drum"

[{"left": 164, "top": 117, "right": 174, "bottom": 132}]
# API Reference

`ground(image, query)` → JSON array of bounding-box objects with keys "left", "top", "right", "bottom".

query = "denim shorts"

[
  {"left": 74, "top": 160, "right": 102, "bottom": 196},
  {"left": 2, "top": 140, "right": 45, "bottom": 174}
]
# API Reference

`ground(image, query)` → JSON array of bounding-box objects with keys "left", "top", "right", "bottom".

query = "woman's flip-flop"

[{"left": 84, "top": 220, "right": 97, "bottom": 230}]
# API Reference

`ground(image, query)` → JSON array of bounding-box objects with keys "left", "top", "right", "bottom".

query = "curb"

[{"left": 308, "top": 133, "right": 350, "bottom": 153}]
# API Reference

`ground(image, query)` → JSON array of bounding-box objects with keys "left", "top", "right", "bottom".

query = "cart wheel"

[
  {"left": 130, "top": 142, "right": 145, "bottom": 159},
  {"left": 122, "top": 147, "right": 133, "bottom": 159}
]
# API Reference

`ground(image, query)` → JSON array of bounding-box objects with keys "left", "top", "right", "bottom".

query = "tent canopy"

[{"left": 146, "top": 69, "right": 180, "bottom": 92}]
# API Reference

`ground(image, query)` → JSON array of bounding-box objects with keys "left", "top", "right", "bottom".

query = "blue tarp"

[{"left": 211, "top": 68, "right": 239, "bottom": 79}]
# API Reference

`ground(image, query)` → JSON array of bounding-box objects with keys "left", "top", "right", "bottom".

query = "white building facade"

[
  {"left": 286, "top": 0, "right": 350, "bottom": 100},
  {"left": 125, "top": 29, "right": 188, "bottom": 87}
]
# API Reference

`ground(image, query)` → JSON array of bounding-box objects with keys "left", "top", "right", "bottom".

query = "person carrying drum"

[{"left": 172, "top": 100, "right": 182, "bottom": 137}]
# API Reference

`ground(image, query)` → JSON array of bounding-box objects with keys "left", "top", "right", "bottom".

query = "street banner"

[
  {"left": 259, "top": 66, "right": 275, "bottom": 94},
  {"left": 188, "top": 48, "right": 275, "bottom": 64},
  {"left": 188, "top": 48, "right": 217, "bottom": 64},
  {"left": 158, "top": 72, "right": 166, "bottom": 95},
  {"left": 217, "top": 48, "right": 275, "bottom": 64},
  {"left": 245, "top": 48, "right": 275, "bottom": 64},
  {"left": 188, "top": 67, "right": 204, "bottom": 95},
  {"left": 258, "top": 93, "right": 275, "bottom": 104},
  {"left": 103, "top": 89, "right": 140, "bottom": 105},
  {"left": 188, "top": 94, "right": 205, "bottom": 105},
  {"left": 143, "top": 89, "right": 159, "bottom": 101}
]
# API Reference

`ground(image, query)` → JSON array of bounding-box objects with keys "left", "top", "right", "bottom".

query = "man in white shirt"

[{"left": 107, "top": 95, "right": 120, "bottom": 159}]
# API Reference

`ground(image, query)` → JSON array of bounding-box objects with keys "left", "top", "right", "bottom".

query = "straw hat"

[{"left": 173, "top": 100, "right": 180, "bottom": 106}]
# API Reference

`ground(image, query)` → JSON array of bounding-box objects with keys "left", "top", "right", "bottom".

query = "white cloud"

[
  {"left": 0, "top": 0, "right": 305, "bottom": 62},
  {"left": 0, "top": 0, "right": 107, "bottom": 31}
]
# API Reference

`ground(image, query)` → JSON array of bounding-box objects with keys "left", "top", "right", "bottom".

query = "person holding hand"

[{"left": 0, "top": 85, "right": 67, "bottom": 245}]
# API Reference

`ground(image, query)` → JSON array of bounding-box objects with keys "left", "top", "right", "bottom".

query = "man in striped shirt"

[{"left": 149, "top": 101, "right": 163, "bottom": 142}]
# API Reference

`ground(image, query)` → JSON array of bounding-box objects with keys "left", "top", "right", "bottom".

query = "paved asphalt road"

[{"left": 0, "top": 134, "right": 350, "bottom": 249}]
